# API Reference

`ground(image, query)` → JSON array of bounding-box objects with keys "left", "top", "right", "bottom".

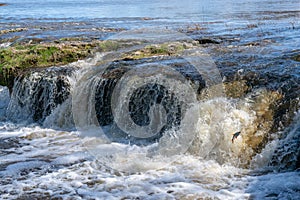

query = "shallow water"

[
  {"left": 0, "top": 0, "right": 300, "bottom": 199},
  {"left": 0, "top": 0, "right": 299, "bottom": 39},
  {"left": 0, "top": 0, "right": 299, "bottom": 21}
]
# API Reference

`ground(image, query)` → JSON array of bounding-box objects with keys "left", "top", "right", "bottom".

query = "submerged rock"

[
  {"left": 195, "top": 38, "right": 221, "bottom": 45},
  {"left": 293, "top": 54, "right": 300, "bottom": 62}
]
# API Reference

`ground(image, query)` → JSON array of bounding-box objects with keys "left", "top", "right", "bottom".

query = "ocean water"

[{"left": 0, "top": 0, "right": 300, "bottom": 199}]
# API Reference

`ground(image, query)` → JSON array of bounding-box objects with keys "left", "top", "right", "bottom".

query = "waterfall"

[
  {"left": 0, "top": 86, "right": 10, "bottom": 121},
  {"left": 6, "top": 67, "right": 74, "bottom": 123},
  {"left": 269, "top": 111, "right": 300, "bottom": 171},
  {"left": 3, "top": 53, "right": 299, "bottom": 170}
]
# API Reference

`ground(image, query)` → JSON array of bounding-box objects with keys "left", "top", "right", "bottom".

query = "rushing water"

[{"left": 0, "top": 0, "right": 300, "bottom": 199}]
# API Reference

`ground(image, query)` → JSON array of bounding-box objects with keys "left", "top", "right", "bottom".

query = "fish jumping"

[{"left": 232, "top": 131, "right": 241, "bottom": 143}]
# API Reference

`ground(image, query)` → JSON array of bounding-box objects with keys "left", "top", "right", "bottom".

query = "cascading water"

[
  {"left": 268, "top": 111, "right": 300, "bottom": 171},
  {"left": 1, "top": 32, "right": 299, "bottom": 199},
  {"left": 0, "top": 86, "right": 10, "bottom": 121},
  {"left": 6, "top": 67, "right": 74, "bottom": 123},
  {"left": 2, "top": 46, "right": 297, "bottom": 168}
]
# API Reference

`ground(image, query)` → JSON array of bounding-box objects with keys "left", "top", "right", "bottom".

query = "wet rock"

[
  {"left": 292, "top": 54, "right": 300, "bottom": 62},
  {"left": 122, "top": 41, "right": 198, "bottom": 60},
  {"left": 242, "top": 42, "right": 260, "bottom": 46},
  {"left": 178, "top": 24, "right": 206, "bottom": 33},
  {"left": 195, "top": 38, "right": 221, "bottom": 44},
  {"left": 0, "top": 68, "right": 16, "bottom": 94},
  {"left": 224, "top": 80, "right": 249, "bottom": 98},
  {"left": 0, "top": 28, "right": 28, "bottom": 35}
]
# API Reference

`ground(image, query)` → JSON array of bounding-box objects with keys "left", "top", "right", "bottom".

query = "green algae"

[
  {"left": 122, "top": 42, "right": 195, "bottom": 60},
  {"left": 0, "top": 39, "right": 128, "bottom": 88},
  {"left": 0, "top": 42, "right": 93, "bottom": 87},
  {"left": 0, "top": 39, "right": 196, "bottom": 89}
]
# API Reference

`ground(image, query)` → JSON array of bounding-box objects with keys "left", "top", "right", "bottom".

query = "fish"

[{"left": 232, "top": 131, "right": 241, "bottom": 143}]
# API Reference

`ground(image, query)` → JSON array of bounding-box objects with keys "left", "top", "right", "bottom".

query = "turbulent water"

[{"left": 1, "top": 0, "right": 300, "bottom": 199}]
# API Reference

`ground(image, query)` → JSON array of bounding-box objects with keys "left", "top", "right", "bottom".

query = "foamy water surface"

[{"left": 1, "top": 85, "right": 299, "bottom": 199}]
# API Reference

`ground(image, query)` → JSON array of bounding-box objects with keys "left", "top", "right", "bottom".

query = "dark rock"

[
  {"left": 293, "top": 54, "right": 300, "bottom": 62},
  {"left": 195, "top": 38, "right": 221, "bottom": 44}
]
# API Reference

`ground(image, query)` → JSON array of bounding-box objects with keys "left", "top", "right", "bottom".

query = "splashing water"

[{"left": 0, "top": 26, "right": 299, "bottom": 199}]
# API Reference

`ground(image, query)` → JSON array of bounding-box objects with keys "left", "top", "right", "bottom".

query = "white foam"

[
  {"left": 250, "top": 139, "right": 278, "bottom": 169},
  {"left": 187, "top": 98, "right": 257, "bottom": 165},
  {"left": 0, "top": 96, "right": 299, "bottom": 199},
  {"left": 0, "top": 122, "right": 299, "bottom": 199},
  {"left": 1, "top": 161, "right": 48, "bottom": 176},
  {"left": 52, "top": 152, "right": 91, "bottom": 165}
]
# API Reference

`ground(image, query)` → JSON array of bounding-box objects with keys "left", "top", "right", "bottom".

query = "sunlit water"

[{"left": 0, "top": 0, "right": 300, "bottom": 199}]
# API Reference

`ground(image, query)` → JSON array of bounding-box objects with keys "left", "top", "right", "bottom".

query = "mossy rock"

[
  {"left": 122, "top": 42, "right": 197, "bottom": 60},
  {"left": 0, "top": 43, "right": 89, "bottom": 90},
  {"left": 0, "top": 39, "right": 197, "bottom": 91},
  {"left": 0, "top": 39, "right": 139, "bottom": 89}
]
